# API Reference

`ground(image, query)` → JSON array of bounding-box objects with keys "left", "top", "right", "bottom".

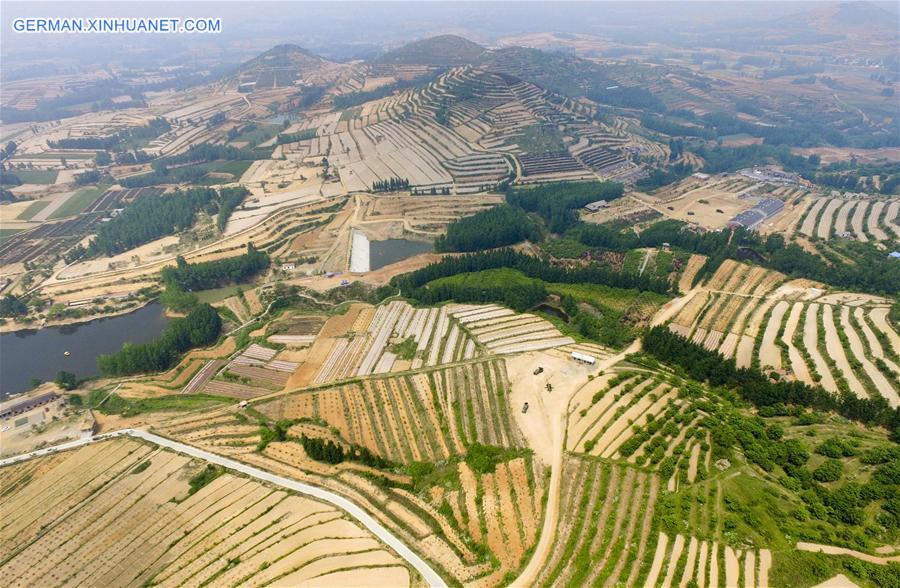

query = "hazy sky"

[{"left": 2, "top": 2, "right": 897, "bottom": 70}]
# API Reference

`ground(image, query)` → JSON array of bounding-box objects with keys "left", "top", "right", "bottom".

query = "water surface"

[
  {"left": 369, "top": 239, "right": 433, "bottom": 270},
  {"left": 0, "top": 303, "right": 170, "bottom": 398}
]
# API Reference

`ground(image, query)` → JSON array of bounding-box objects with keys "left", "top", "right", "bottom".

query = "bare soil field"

[{"left": 0, "top": 439, "right": 415, "bottom": 587}]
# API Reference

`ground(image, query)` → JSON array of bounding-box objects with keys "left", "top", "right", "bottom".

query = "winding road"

[{"left": 0, "top": 428, "right": 447, "bottom": 588}]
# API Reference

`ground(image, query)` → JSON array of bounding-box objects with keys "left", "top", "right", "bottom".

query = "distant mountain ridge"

[{"left": 375, "top": 34, "right": 487, "bottom": 66}]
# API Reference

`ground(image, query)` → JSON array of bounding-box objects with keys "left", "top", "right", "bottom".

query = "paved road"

[{"left": 0, "top": 429, "right": 447, "bottom": 588}]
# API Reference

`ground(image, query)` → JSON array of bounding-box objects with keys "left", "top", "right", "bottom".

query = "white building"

[{"left": 571, "top": 351, "right": 596, "bottom": 365}]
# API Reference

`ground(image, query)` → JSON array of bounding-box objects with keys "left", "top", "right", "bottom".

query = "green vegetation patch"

[
  {"left": 517, "top": 124, "right": 567, "bottom": 154},
  {"left": 16, "top": 200, "right": 51, "bottom": 220},
  {"left": 769, "top": 550, "right": 900, "bottom": 588},
  {"left": 389, "top": 336, "right": 417, "bottom": 360},
  {"left": 0, "top": 228, "right": 24, "bottom": 243},
  {"left": 86, "top": 389, "right": 234, "bottom": 417},
  {"left": 8, "top": 169, "right": 59, "bottom": 184},
  {"left": 465, "top": 443, "right": 528, "bottom": 474},
  {"left": 426, "top": 268, "right": 548, "bottom": 312},
  {"left": 49, "top": 183, "right": 110, "bottom": 219},
  {"left": 188, "top": 464, "right": 224, "bottom": 495}
]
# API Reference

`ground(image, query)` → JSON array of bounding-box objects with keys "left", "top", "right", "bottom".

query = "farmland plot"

[
  {"left": 797, "top": 196, "right": 899, "bottom": 241},
  {"left": 533, "top": 456, "right": 659, "bottom": 587},
  {"left": 644, "top": 533, "right": 771, "bottom": 588},
  {"left": 311, "top": 301, "right": 481, "bottom": 384},
  {"left": 258, "top": 358, "right": 526, "bottom": 463},
  {"left": 0, "top": 439, "right": 416, "bottom": 587}
]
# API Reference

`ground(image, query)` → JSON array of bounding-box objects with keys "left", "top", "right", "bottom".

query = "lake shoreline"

[{"left": 0, "top": 298, "right": 158, "bottom": 335}]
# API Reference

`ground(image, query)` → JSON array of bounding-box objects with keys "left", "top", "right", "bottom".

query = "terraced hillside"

[
  {"left": 534, "top": 456, "right": 660, "bottom": 587},
  {"left": 154, "top": 355, "right": 547, "bottom": 587},
  {"left": 257, "top": 358, "right": 525, "bottom": 464},
  {"left": 667, "top": 259, "right": 900, "bottom": 405},
  {"left": 0, "top": 439, "right": 417, "bottom": 587},
  {"left": 795, "top": 195, "right": 900, "bottom": 242},
  {"left": 277, "top": 64, "right": 647, "bottom": 194}
]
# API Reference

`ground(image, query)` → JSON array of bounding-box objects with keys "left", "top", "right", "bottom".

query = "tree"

[
  {"left": 0, "top": 294, "right": 28, "bottom": 317},
  {"left": 54, "top": 371, "right": 77, "bottom": 390}
]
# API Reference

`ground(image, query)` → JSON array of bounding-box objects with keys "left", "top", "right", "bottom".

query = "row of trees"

[
  {"left": 161, "top": 244, "right": 270, "bottom": 292},
  {"left": 276, "top": 129, "right": 317, "bottom": 144},
  {"left": 298, "top": 434, "right": 393, "bottom": 468},
  {"left": 434, "top": 204, "right": 539, "bottom": 252},
  {"left": 371, "top": 177, "right": 410, "bottom": 192},
  {"left": 641, "top": 326, "right": 900, "bottom": 439},
  {"left": 97, "top": 303, "right": 221, "bottom": 376}
]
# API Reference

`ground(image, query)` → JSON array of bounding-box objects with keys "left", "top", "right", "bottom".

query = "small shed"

[
  {"left": 889, "top": 251, "right": 900, "bottom": 259},
  {"left": 571, "top": 351, "right": 596, "bottom": 365},
  {"left": 584, "top": 200, "right": 611, "bottom": 212}
]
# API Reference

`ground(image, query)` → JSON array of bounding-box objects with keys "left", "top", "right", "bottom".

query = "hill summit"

[{"left": 376, "top": 34, "right": 486, "bottom": 66}]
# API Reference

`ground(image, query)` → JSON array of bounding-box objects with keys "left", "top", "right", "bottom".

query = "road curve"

[{"left": 0, "top": 429, "right": 448, "bottom": 588}]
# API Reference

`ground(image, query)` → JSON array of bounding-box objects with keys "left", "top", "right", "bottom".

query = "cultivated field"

[
  {"left": 533, "top": 455, "right": 659, "bottom": 586},
  {"left": 795, "top": 195, "right": 900, "bottom": 242},
  {"left": 0, "top": 439, "right": 417, "bottom": 587},
  {"left": 666, "top": 260, "right": 900, "bottom": 405}
]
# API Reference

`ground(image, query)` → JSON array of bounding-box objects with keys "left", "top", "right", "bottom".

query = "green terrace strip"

[
  {"left": 47, "top": 118, "right": 170, "bottom": 150},
  {"left": 2, "top": 169, "right": 59, "bottom": 185},
  {"left": 15, "top": 200, "right": 51, "bottom": 221}
]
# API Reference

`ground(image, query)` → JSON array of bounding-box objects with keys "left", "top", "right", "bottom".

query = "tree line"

[
  {"left": 97, "top": 303, "right": 221, "bottom": 376},
  {"left": 162, "top": 244, "right": 270, "bottom": 292},
  {"left": 371, "top": 177, "right": 410, "bottom": 192},
  {"left": 642, "top": 326, "right": 900, "bottom": 439},
  {"left": 392, "top": 248, "right": 670, "bottom": 300},
  {"left": 578, "top": 219, "right": 900, "bottom": 296},
  {"left": 276, "top": 129, "right": 317, "bottom": 144}
]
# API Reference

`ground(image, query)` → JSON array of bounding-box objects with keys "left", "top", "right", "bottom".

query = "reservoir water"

[
  {"left": 369, "top": 239, "right": 433, "bottom": 270},
  {"left": 0, "top": 303, "right": 170, "bottom": 398}
]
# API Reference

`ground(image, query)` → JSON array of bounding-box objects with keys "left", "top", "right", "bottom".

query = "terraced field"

[
  {"left": 796, "top": 195, "right": 900, "bottom": 242},
  {"left": 666, "top": 259, "right": 900, "bottom": 404},
  {"left": 259, "top": 358, "right": 525, "bottom": 463},
  {"left": 153, "top": 352, "right": 545, "bottom": 587},
  {"left": 533, "top": 456, "right": 660, "bottom": 587},
  {"left": 644, "top": 533, "right": 771, "bottom": 588},
  {"left": 0, "top": 439, "right": 417, "bottom": 587}
]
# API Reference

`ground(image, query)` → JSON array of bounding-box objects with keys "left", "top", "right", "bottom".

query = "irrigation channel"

[
  {"left": 0, "top": 428, "right": 449, "bottom": 588},
  {"left": 0, "top": 303, "right": 170, "bottom": 398}
]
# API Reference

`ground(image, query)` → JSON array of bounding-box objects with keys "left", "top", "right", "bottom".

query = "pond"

[
  {"left": 369, "top": 239, "right": 433, "bottom": 271},
  {"left": 0, "top": 303, "right": 170, "bottom": 398}
]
